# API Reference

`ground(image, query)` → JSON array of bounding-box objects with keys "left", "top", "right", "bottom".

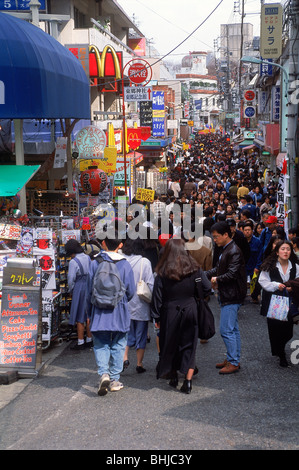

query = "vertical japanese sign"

[
  {"left": 276, "top": 159, "right": 288, "bottom": 234},
  {"left": 152, "top": 91, "right": 165, "bottom": 137},
  {"left": 272, "top": 85, "right": 280, "bottom": 121},
  {"left": 53, "top": 137, "right": 67, "bottom": 169},
  {"left": 260, "top": 3, "right": 283, "bottom": 59},
  {"left": 67, "top": 44, "right": 90, "bottom": 78}
]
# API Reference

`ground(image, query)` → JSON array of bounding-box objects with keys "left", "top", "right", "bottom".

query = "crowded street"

[{"left": 0, "top": 0, "right": 299, "bottom": 454}]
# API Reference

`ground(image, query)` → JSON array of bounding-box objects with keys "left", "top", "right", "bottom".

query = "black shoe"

[
  {"left": 85, "top": 340, "right": 93, "bottom": 349},
  {"left": 180, "top": 379, "right": 192, "bottom": 394},
  {"left": 168, "top": 376, "right": 178, "bottom": 388},
  {"left": 70, "top": 342, "right": 85, "bottom": 351},
  {"left": 136, "top": 366, "right": 146, "bottom": 373},
  {"left": 279, "top": 356, "right": 289, "bottom": 367}
]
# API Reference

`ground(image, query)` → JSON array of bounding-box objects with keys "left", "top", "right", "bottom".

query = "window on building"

[{"left": 74, "top": 7, "right": 86, "bottom": 28}]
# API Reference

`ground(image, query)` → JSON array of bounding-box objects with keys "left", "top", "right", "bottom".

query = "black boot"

[
  {"left": 168, "top": 373, "right": 178, "bottom": 388},
  {"left": 279, "top": 354, "right": 289, "bottom": 367},
  {"left": 180, "top": 379, "right": 192, "bottom": 394}
]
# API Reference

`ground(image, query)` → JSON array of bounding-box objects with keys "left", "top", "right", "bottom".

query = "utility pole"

[{"left": 286, "top": 0, "right": 299, "bottom": 228}]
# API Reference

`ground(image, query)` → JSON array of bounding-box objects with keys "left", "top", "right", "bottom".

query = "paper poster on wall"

[
  {"left": 41, "top": 270, "right": 56, "bottom": 290},
  {"left": 37, "top": 254, "right": 55, "bottom": 272},
  {"left": 61, "top": 230, "right": 81, "bottom": 244},
  {"left": 16, "top": 227, "right": 34, "bottom": 257},
  {"left": 33, "top": 228, "right": 53, "bottom": 255}
]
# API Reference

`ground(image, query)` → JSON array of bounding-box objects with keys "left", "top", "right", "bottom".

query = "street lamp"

[{"left": 240, "top": 56, "right": 296, "bottom": 229}]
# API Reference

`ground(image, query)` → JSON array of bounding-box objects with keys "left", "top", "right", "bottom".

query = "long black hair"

[{"left": 260, "top": 239, "right": 298, "bottom": 272}]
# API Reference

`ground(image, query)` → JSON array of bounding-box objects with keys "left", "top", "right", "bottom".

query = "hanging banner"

[{"left": 53, "top": 137, "right": 67, "bottom": 169}]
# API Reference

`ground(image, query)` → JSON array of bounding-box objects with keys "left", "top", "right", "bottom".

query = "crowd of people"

[{"left": 65, "top": 133, "right": 299, "bottom": 396}]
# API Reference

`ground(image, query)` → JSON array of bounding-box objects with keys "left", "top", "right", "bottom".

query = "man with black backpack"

[{"left": 85, "top": 230, "right": 135, "bottom": 396}]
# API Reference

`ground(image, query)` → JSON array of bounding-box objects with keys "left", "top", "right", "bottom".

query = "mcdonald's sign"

[
  {"left": 66, "top": 44, "right": 123, "bottom": 79},
  {"left": 89, "top": 45, "right": 122, "bottom": 79},
  {"left": 127, "top": 128, "right": 141, "bottom": 150}
]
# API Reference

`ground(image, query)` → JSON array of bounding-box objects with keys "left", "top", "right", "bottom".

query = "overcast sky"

[{"left": 117, "top": 0, "right": 286, "bottom": 62}]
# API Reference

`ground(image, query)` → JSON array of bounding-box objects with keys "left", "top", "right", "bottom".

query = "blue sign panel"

[
  {"left": 244, "top": 106, "right": 255, "bottom": 118},
  {"left": 0, "top": 0, "right": 46, "bottom": 10},
  {"left": 260, "top": 57, "right": 272, "bottom": 76},
  {"left": 152, "top": 91, "right": 165, "bottom": 137},
  {"left": 194, "top": 99, "right": 202, "bottom": 110}
]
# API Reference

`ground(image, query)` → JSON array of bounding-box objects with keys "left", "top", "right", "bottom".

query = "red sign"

[
  {"left": 125, "top": 58, "right": 152, "bottom": 86},
  {"left": 140, "top": 127, "right": 151, "bottom": 141},
  {"left": 127, "top": 128, "right": 141, "bottom": 150},
  {"left": 128, "top": 63, "right": 149, "bottom": 85},
  {"left": 244, "top": 90, "right": 255, "bottom": 101}
]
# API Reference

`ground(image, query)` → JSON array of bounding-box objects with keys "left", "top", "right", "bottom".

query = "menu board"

[
  {"left": 0, "top": 289, "right": 40, "bottom": 369},
  {"left": 0, "top": 264, "right": 41, "bottom": 372},
  {"left": 140, "top": 101, "right": 152, "bottom": 128}
]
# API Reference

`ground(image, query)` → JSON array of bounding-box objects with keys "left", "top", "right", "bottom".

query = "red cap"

[{"left": 265, "top": 215, "right": 278, "bottom": 224}]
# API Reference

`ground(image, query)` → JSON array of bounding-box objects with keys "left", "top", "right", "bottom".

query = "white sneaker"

[
  {"left": 109, "top": 380, "right": 123, "bottom": 392},
  {"left": 97, "top": 374, "right": 110, "bottom": 396}
]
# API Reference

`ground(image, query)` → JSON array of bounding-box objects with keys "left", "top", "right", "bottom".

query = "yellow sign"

[
  {"left": 78, "top": 148, "right": 117, "bottom": 174},
  {"left": 152, "top": 109, "right": 165, "bottom": 118},
  {"left": 100, "top": 147, "right": 117, "bottom": 174},
  {"left": 136, "top": 188, "right": 155, "bottom": 202},
  {"left": 260, "top": 3, "right": 282, "bottom": 59}
]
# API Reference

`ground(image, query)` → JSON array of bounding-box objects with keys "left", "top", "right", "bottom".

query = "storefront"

[{"left": 0, "top": 12, "right": 90, "bottom": 379}]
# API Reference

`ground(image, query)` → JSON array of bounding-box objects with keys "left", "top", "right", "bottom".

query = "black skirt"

[{"left": 266, "top": 317, "right": 293, "bottom": 357}]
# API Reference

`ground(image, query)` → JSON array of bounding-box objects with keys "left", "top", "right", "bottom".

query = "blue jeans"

[
  {"left": 92, "top": 331, "right": 128, "bottom": 381},
  {"left": 220, "top": 304, "right": 241, "bottom": 366}
]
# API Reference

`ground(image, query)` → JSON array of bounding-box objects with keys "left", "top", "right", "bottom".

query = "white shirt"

[{"left": 259, "top": 260, "right": 299, "bottom": 292}]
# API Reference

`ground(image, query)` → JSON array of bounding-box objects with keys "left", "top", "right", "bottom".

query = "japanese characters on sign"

[
  {"left": 135, "top": 188, "right": 155, "bottom": 203},
  {"left": 272, "top": 85, "right": 280, "bottom": 121},
  {"left": 152, "top": 91, "right": 165, "bottom": 137},
  {"left": 260, "top": 3, "right": 283, "bottom": 59}
]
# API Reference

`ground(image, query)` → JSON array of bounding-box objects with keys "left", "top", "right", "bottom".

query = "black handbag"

[
  {"left": 288, "top": 298, "right": 299, "bottom": 324},
  {"left": 195, "top": 277, "right": 215, "bottom": 340}
]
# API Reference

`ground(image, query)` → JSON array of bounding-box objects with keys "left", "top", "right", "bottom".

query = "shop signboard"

[
  {"left": 124, "top": 86, "right": 152, "bottom": 102},
  {"left": 0, "top": 259, "right": 41, "bottom": 376},
  {"left": 140, "top": 101, "right": 152, "bottom": 129},
  {"left": 113, "top": 159, "right": 131, "bottom": 187},
  {"left": 152, "top": 91, "right": 165, "bottom": 137},
  {"left": 260, "top": 3, "right": 283, "bottom": 59},
  {"left": 76, "top": 126, "right": 106, "bottom": 158},
  {"left": 135, "top": 188, "right": 155, "bottom": 203}
]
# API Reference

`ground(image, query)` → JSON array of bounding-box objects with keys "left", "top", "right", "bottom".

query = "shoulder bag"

[
  {"left": 137, "top": 258, "right": 152, "bottom": 303},
  {"left": 195, "top": 276, "right": 215, "bottom": 340},
  {"left": 266, "top": 291, "right": 289, "bottom": 321}
]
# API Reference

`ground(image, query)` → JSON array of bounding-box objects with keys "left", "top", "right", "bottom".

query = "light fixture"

[
  {"left": 33, "top": 208, "right": 44, "bottom": 217},
  {"left": 65, "top": 190, "right": 70, "bottom": 197},
  {"left": 37, "top": 189, "right": 42, "bottom": 197}
]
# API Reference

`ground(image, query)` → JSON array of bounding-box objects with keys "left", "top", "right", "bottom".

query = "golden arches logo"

[{"left": 89, "top": 44, "right": 121, "bottom": 80}]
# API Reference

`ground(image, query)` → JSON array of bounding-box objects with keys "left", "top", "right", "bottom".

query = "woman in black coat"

[
  {"left": 150, "top": 238, "right": 211, "bottom": 393},
  {"left": 259, "top": 240, "right": 299, "bottom": 367}
]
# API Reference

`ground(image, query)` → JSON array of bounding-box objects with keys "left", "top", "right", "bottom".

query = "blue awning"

[{"left": 0, "top": 12, "right": 90, "bottom": 119}]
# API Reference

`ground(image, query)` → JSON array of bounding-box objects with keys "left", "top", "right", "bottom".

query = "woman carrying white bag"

[
  {"left": 122, "top": 237, "right": 155, "bottom": 373},
  {"left": 259, "top": 240, "right": 299, "bottom": 367}
]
